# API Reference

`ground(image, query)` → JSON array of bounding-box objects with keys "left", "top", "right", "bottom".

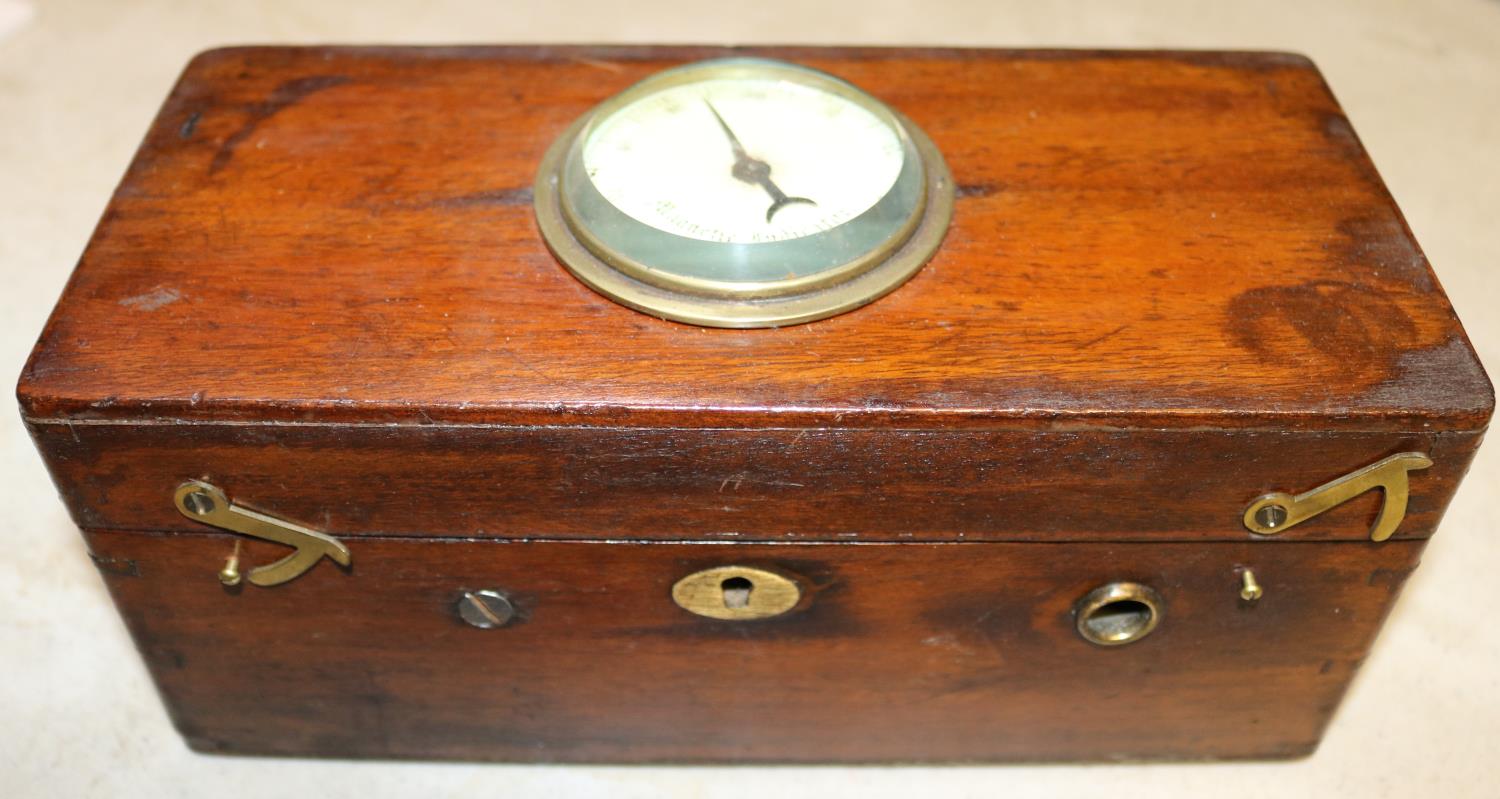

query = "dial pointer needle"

[
  {"left": 704, "top": 100, "right": 749, "bottom": 160},
  {"left": 704, "top": 100, "right": 817, "bottom": 223}
]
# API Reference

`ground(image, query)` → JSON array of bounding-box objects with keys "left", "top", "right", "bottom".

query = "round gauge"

[{"left": 533, "top": 57, "right": 953, "bottom": 328}]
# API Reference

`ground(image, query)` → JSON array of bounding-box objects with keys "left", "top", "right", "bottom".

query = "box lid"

[
  {"left": 17, "top": 46, "right": 1492, "bottom": 545},
  {"left": 16, "top": 45, "right": 1492, "bottom": 432}
]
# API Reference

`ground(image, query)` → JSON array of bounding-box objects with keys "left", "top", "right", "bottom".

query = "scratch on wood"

[
  {"left": 89, "top": 553, "right": 140, "bottom": 577},
  {"left": 119, "top": 286, "right": 182, "bottom": 312},
  {"left": 1076, "top": 323, "right": 1129, "bottom": 350},
  {"left": 573, "top": 57, "right": 625, "bottom": 73},
  {"left": 497, "top": 346, "right": 558, "bottom": 386}
]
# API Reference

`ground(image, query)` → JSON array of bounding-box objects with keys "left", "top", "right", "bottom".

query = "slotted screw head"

[
  {"left": 457, "top": 590, "right": 516, "bottom": 629},
  {"left": 1254, "top": 504, "right": 1289, "bottom": 529}
]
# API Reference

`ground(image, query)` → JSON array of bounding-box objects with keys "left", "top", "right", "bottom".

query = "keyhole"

[{"left": 721, "top": 576, "right": 754, "bottom": 609}]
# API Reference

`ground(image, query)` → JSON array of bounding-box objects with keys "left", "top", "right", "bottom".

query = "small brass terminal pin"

[
  {"left": 218, "top": 541, "right": 243, "bottom": 586},
  {"left": 1239, "top": 568, "right": 1263, "bottom": 602}
]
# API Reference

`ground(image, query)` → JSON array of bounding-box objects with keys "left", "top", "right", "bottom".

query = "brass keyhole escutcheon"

[{"left": 672, "top": 566, "right": 802, "bottom": 620}]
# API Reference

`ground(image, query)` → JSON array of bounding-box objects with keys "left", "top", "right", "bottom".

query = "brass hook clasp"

[
  {"left": 1242, "top": 452, "right": 1432, "bottom": 542},
  {"left": 174, "top": 480, "right": 351, "bottom": 587}
]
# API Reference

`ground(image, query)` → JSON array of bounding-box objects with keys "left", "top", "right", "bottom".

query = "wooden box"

[{"left": 17, "top": 46, "right": 1492, "bottom": 762}]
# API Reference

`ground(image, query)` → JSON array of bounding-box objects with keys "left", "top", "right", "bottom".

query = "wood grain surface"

[
  {"left": 84, "top": 530, "right": 1423, "bottom": 762},
  {"left": 28, "top": 420, "right": 1485, "bottom": 542},
  {"left": 16, "top": 46, "right": 1493, "bottom": 431}
]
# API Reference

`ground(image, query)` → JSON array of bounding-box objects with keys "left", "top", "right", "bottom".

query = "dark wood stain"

[
  {"left": 1226, "top": 280, "right": 1421, "bottom": 382},
  {"left": 954, "top": 182, "right": 1000, "bottom": 198},
  {"left": 208, "top": 74, "right": 350, "bottom": 173},
  {"left": 178, "top": 110, "right": 200, "bottom": 139},
  {"left": 423, "top": 187, "right": 534, "bottom": 209}
]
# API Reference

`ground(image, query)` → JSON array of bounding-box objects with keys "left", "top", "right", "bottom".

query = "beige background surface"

[{"left": 2, "top": 1, "right": 1496, "bottom": 796}]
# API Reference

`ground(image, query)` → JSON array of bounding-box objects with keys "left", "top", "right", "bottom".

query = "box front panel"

[{"left": 86, "top": 530, "right": 1420, "bottom": 762}]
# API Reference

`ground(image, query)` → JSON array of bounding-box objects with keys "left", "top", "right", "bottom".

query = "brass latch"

[
  {"left": 174, "top": 481, "right": 351, "bottom": 587},
  {"left": 1242, "top": 452, "right": 1432, "bottom": 542}
]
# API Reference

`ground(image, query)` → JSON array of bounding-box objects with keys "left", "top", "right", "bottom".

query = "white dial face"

[{"left": 582, "top": 77, "right": 905, "bottom": 244}]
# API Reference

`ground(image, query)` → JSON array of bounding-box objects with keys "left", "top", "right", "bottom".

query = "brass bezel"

[{"left": 533, "top": 59, "right": 954, "bottom": 328}]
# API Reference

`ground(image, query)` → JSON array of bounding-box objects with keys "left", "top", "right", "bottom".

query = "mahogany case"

[{"left": 17, "top": 46, "right": 1493, "bottom": 762}]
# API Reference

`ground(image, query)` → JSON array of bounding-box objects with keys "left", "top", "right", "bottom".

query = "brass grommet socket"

[{"left": 1073, "top": 582, "right": 1164, "bottom": 647}]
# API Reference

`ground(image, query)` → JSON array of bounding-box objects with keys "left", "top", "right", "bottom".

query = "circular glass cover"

[
  {"left": 582, "top": 77, "right": 905, "bottom": 245},
  {"left": 536, "top": 57, "right": 952, "bottom": 327}
]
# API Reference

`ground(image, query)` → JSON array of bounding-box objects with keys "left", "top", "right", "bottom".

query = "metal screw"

[
  {"left": 457, "top": 590, "right": 516, "bottom": 629},
  {"left": 1240, "top": 569, "right": 1263, "bottom": 602},
  {"left": 184, "top": 490, "right": 217, "bottom": 516},
  {"left": 1254, "top": 504, "right": 1288, "bottom": 530}
]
